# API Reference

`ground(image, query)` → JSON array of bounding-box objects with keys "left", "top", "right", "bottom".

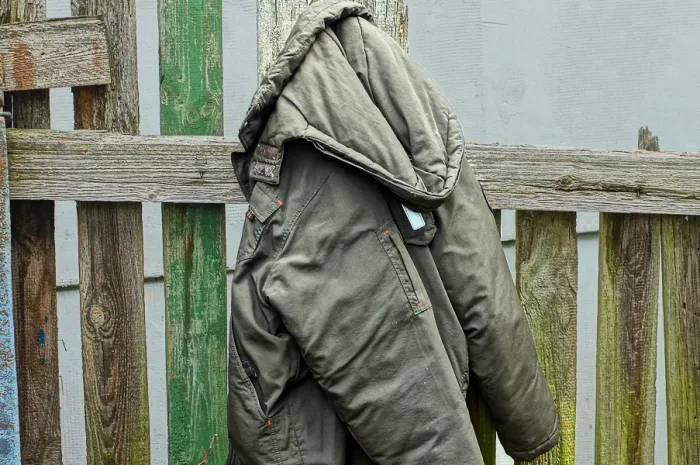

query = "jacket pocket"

[
  {"left": 377, "top": 222, "right": 432, "bottom": 315},
  {"left": 236, "top": 182, "right": 283, "bottom": 262}
]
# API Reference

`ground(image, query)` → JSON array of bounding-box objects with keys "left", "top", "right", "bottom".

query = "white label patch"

[{"left": 402, "top": 204, "right": 426, "bottom": 230}]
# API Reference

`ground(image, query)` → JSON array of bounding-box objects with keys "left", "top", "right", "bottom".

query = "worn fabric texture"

[{"left": 228, "top": 1, "right": 559, "bottom": 464}]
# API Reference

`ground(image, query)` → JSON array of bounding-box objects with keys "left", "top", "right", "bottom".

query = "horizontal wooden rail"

[
  {"left": 7, "top": 129, "right": 700, "bottom": 214},
  {"left": 0, "top": 17, "right": 110, "bottom": 91}
]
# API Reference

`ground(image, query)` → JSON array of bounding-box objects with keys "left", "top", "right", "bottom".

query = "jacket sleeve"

[
  {"left": 429, "top": 158, "right": 560, "bottom": 460},
  {"left": 262, "top": 153, "right": 484, "bottom": 465}
]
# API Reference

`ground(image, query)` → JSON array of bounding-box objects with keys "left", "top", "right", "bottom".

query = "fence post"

[
  {"left": 515, "top": 211, "right": 578, "bottom": 465},
  {"left": 0, "top": 91, "right": 21, "bottom": 465},
  {"left": 595, "top": 128, "right": 660, "bottom": 465},
  {"left": 1, "top": 1, "right": 64, "bottom": 462},
  {"left": 71, "top": 0, "right": 151, "bottom": 461},
  {"left": 158, "top": 0, "right": 228, "bottom": 459},
  {"left": 662, "top": 152, "right": 700, "bottom": 462}
]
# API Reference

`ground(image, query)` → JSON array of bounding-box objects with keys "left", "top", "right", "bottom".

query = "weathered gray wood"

[
  {"left": 7, "top": 130, "right": 700, "bottom": 214},
  {"left": 71, "top": 0, "right": 150, "bottom": 460},
  {"left": 466, "top": 143, "right": 700, "bottom": 215},
  {"left": 2, "top": 1, "right": 63, "bottom": 463},
  {"left": 594, "top": 128, "right": 660, "bottom": 465},
  {"left": 0, "top": 17, "right": 110, "bottom": 91},
  {"left": 7, "top": 130, "right": 243, "bottom": 203}
]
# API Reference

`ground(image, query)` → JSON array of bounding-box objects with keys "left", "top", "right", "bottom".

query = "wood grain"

[
  {"left": 465, "top": 210, "right": 499, "bottom": 465},
  {"left": 515, "top": 211, "right": 577, "bottom": 465},
  {"left": 7, "top": 130, "right": 243, "bottom": 203},
  {"left": 0, "top": 17, "right": 110, "bottom": 91},
  {"left": 0, "top": 97, "right": 21, "bottom": 465},
  {"left": 158, "top": 0, "right": 228, "bottom": 461},
  {"left": 3, "top": 3, "right": 62, "bottom": 462},
  {"left": 594, "top": 128, "right": 660, "bottom": 465},
  {"left": 662, "top": 213, "right": 700, "bottom": 463},
  {"left": 72, "top": 0, "right": 150, "bottom": 461},
  {"left": 3, "top": 4, "right": 62, "bottom": 463},
  {"left": 6, "top": 130, "right": 700, "bottom": 214}
]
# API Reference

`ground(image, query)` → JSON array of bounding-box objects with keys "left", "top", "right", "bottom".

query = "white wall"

[{"left": 43, "top": 0, "right": 699, "bottom": 463}]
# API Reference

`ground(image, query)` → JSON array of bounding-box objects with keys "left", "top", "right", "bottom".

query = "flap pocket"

[
  {"left": 377, "top": 223, "right": 432, "bottom": 316},
  {"left": 236, "top": 183, "right": 282, "bottom": 263}
]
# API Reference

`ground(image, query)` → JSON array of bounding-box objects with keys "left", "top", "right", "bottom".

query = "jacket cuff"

[{"left": 505, "top": 414, "right": 560, "bottom": 462}]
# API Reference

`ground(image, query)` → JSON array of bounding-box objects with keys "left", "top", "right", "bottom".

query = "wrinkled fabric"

[{"left": 229, "top": 1, "right": 558, "bottom": 464}]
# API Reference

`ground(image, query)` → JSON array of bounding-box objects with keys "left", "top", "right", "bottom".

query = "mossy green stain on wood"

[
  {"left": 595, "top": 129, "right": 660, "bottom": 465},
  {"left": 158, "top": 0, "right": 227, "bottom": 461},
  {"left": 515, "top": 211, "right": 577, "bottom": 465},
  {"left": 662, "top": 214, "right": 700, "bottom": 464}
]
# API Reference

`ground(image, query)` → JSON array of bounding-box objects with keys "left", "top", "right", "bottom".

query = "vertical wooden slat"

[
  {"left": 2, "top": 2, "right": 62, "bottom": 463},
  {"left": 515, "top": 211, "right": 577, "bottom": 465},
  {"left": 662, "top": 157, "right": 700, "bottom": 461},
  {"left": 0, "top": 92, "right": 21, "bottom": 465},
  {"left": 466, "top": 210, "right": 500, "bottom": 465},
  {"left": 158, "top": 0, "right": 227, "bottom": 461},
  {"left": 72, "top": 0, "right": 151, "bottom": 461},
  {"left": 595, "top": 128, "right": 660, "bottom": 465},
  {"left": 11, "top": 200, "right": 61, "bottom": 465}
]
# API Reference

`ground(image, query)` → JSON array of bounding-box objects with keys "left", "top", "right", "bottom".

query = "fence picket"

[
  {"left": 594, "top": 128, "right": 660, "bottom": 465},
  {"left": 72, "top": 0, "right": 151, "bottom": 461},
  {"left": 2, "top": 5, "right": 63, "bottom": 463},
  {"left": 158, "top": 0, "right": 228, "bottom": 462},
  {"left": 515, "top": 211, "right": 578, "bottom": 465},
  {"left": 662, "top": 208, "right": 700, "bottom": 463},
  {"left": 0, "top": 93, "right": 21, "bottom": 465}
]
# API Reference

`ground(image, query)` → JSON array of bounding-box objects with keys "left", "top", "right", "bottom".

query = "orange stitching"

[{"left": 275, "top": 200, "right": 283, "bottom": 206}]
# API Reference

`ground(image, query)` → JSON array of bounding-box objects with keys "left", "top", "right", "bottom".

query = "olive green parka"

[{"left": 228, "top": 2, "right": 559, "bottom": 463}]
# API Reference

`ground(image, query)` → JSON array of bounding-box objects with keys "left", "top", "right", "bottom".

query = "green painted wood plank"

[
  {"left": 466, "top": 210, "right": 500, "bottom": 465},
  {"left": 158, "top": 0, "right": 227, "bottom": 462},
  {"left": 515, "top": 211, "right": 577, "bottom": 465},
  {"left": 594, "top": 128, "right": 660, "bottom": 465},
  {"left": 72, "top": 0, "right": 151, "bottom": 461},
  {"left": 662, "top": 203, "right": 700, "bottom": 461}
]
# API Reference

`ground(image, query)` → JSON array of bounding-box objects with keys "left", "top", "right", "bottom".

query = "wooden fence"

[{"left": 1, "top": 0, "right": 698, "bottom": 464}]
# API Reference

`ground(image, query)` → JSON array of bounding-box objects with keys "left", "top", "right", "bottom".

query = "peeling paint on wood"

[
  {"left": 516, "top": 211, "right": 577, "bottom": 465},
  {"left": 594, "top": 128, "right": 660, "bottom": 465},
  {"left": 0, "top": 18, "right": 110, "bottom": 92},
  {"left": 0, "top": 105, "right": 21, "bottom": 465},
  {"left": 158, "top": 0, "right": 228, "bottom": 460}
]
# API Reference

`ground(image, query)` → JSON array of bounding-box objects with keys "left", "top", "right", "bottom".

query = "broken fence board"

[{"left": 0, "top": 17, "right": 110, "bottom": 91}]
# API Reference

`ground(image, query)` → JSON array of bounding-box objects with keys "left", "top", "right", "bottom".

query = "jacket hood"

[{"left": 235, "top": 0, "right": 466, "bottom": 211}]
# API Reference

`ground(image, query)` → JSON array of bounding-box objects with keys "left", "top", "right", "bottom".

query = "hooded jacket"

[{"left": 228, "top": 1, "right": 559, "bottom": 463}]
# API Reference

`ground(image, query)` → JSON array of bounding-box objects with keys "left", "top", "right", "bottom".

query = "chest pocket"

[{"left": 236, "top": 182, "right": 283, "bottom": 263}]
